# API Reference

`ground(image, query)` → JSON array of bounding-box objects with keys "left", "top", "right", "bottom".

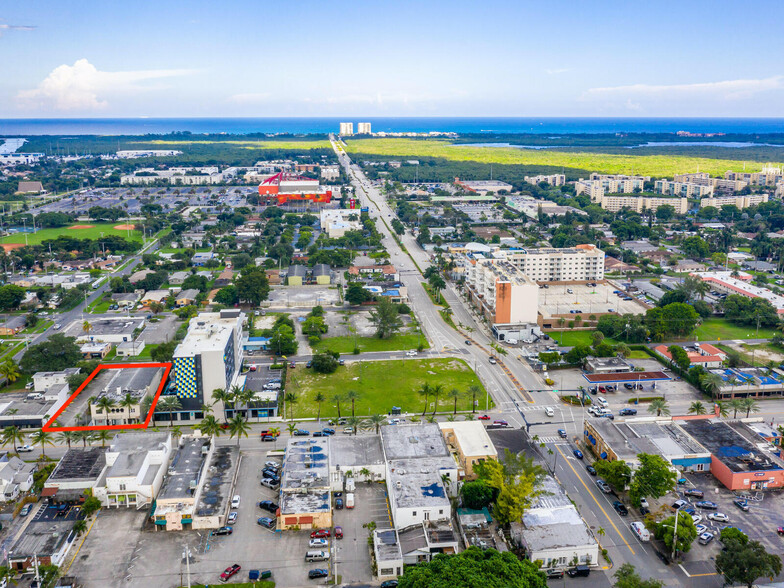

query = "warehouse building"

[{"left": 279, "top": 438, "right": 332, "bottom": 531}]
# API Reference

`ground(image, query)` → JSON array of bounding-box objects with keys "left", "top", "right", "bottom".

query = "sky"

[{"left": 2, "top": 0, "right": 784, "bottom": 118}]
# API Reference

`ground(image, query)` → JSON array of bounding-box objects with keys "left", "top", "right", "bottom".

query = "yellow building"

[{"left": 438, "top": 421, "right": 497, "bottom": 479}]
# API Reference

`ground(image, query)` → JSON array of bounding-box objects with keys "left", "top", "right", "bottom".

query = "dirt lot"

[
  {"left": 325, "top": 309, "right": 412, "bottom": 338},
  {"left": 266, "top": 285, "right": 340, "bottom": 307}
]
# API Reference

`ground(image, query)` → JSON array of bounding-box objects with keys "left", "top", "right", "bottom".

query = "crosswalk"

[
  {"left": 497, "top": 401, "right": 558, "bottom": 413},
  {"left": 533, "top": 436, "right": 564, "bottom": 444}
]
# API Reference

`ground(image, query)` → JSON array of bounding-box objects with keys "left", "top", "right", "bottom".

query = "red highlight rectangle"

[{"left": 42, "top": 362, "right": 172, "bottom": 433}]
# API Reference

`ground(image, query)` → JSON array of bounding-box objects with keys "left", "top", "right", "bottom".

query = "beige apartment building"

[
  {"left": 700, "top": 193, "right": 770, "bottom": 209},
  {"left": 501, "top": 245, "right": 605, "bottom": 282},
  {"left": 464, "top": 258, "right": 539, "bottom": 324},
  {"left": 674, "top": 172, "right": 748, "bottom": 192},
  {"left": 339, "top": 122, "right": 354, "bottom": 135},
  {"left": 357, "top": 122, "right": 372, "bottom": 134},
  {"left": 524, "top": 174, "right": 566, "bottom": 187},
  {"left": 595, "top": 193, "right": 689, "bottom": 214},
  {"left": 725, "top": 166, "right": 783, "bottom": 186},
  {"left": 654, "top": 180, "right": 714, "bottom": 198},
  {"left": 576, "top": 175, "right": 647, "bottom": 198}
]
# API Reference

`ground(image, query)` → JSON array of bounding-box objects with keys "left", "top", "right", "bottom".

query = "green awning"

[
  {"left": 181, "top": 518, "right": 192, "bottom": 524},
  {"left": 154, "top": 520, "right": 167, "bottom": 525}
]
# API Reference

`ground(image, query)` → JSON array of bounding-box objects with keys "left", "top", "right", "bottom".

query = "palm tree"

[
  {"left": 0, "top": 359, "right": 20, "bottom": 386},
  {"left": 161, "top": 396, "right": 182, "bottom": 427},
  {"left": 284, "top": 392, "right": 298, "bottom": 420},
  {"left": 345, "top": 416, "right": 362, "bottom": 435},
  {"left": 715, "top": 401, "right": 729, "bottom": 419},
  {"left": 431, "top": 384, "right": 444, "bottom": 415},
  {"left": 314, "top": 392, "right": 326, "bottom": 422},
  {"left": 467, "top": 384, "right": 481, "bottom": 413},
  {"left": 417, "top": 383, "right": 431, "bottom": 416},
  {"left": 119, "top": 393, "right": 137, "bottom": 425},
  {"left": 74, "top": 430, "right": 92, "bottom": 447},
  {"left": 331, "top": 393, "right": 343, "bottom": 419},
  {"left": 647, "top": 399, "right": 670, "bottom": 417},
  {"left": 171, "top": 425, "right": 183, "bottom": 444},
  {"left": 0, "top": 426, "right": 24, "bottom": 453},
  {"left": 359, "top": 467, "right": 371, "bottom": 482},
  {"left": 95, "top": 396, "right": 115, "bottom": 424},
  {"left": 94, "top": 430, "right": 112, "bottom": 447},
  {"left": 211, "top": 388, "right": 233, "bottom": 423},
  {"left": 688, "top": 401, "right": 707, "bottom": 415},
  {"left": 740, "top": 397, "right": 760, "bottom": 418},
  {"left": 196, "top": 415, "right": 221, "bottom": 437},
  {"left": 700, "top": 374, "right": 725, "bottom": 398},
  {"left": 268, "top": 427, "right": 281, "bottom": 438},
  {"left": 728, "top": 397, "right": 745, "bottom": 418},
  {"left": 73, "top": 519, "right": 88, "bottom": 536},
  {"left": 30, "top": 429, "right": 53, "bottom": 458},
  {"left": 426, "top": 415, "right": 436, "bottom": 423},
  {"left": 440, "top": 473, "right": 452, "bottom": 496},
  {"left": 228, "top": 415, "right": 250, "bottom": 446},
  {"left": 366, "top": 414, "right": 386, "bottom": 434},
  {"left": 346, "top": 390, "right": 361, "bottom": 418},
  {"left": 464, "top": 413, "right": 476, "bottom": 421},
  {"left": 82, "top": 320, "right": 92, "bottom": 336},
  {"left": 57, "top": 430, "right": 78, "bottom": 449},
  {"left": 286, "top": 422, "right": 298, "bottom": 436},
  {"left": 447, "top": 388, "right": 462, "bottom": 415}
]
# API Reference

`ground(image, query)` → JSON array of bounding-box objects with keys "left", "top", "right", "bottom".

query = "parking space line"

[
  {"left": 555, "top": 445, "right": 635, "bottom": 555},
  {"left": 62, "top": 512, "right": 99, "bottom": 574}
]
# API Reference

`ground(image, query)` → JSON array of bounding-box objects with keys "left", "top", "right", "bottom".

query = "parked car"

[
  {"left": 545, "top": 569, "right": 564, "bottom": 579},
  {"left": 691, "top": 514, "right": 703, "bottom": 525},
  {"left": 289, "top": 361, "right": 296, "bottom": 368},
  {"left": 262, "top": 468, "right": 279, "bottom": 479},
  {"left": 261, "top": 478, "right": 279, "bottom": 489},
  {"left": 696, "top": 501, "right": 719, "bottom": 510},
  {"left": 619, "top": 408, "right": 637, "bottom": 416},
  {"left": 684, "top": 488, "right": 704, "bottom": 498},
  {"left": 264, "top": 461, "right": 280, "bottom": 469},
  {"left": 733, "top": 499, "right": 750, "bottom": 512},
  {"left": 261, "top": 435, "right": 276, "bottom": 442},
  {"left": 596, "top": 397, "right": 608, "bottom": 408},
  {"left": 566, "top": 565, "right": 590, "bottom": 577},
  {"left": 335, "top": 498, "right": 344, "bottom": 510},
  {"left": 380, "top": 580, "right": 399, "bottom": 588},
  {"left": 220, "top": 564, "right": 241, "bottom": 582},
  {"left": 231, "top": 495, "right": 241, "bottom": 508},
  {"left": 334, "top": 526, "right": 343, "bottom": 539},
  {"left": 311, "top": 529, "right": 331, "bottom": 539},
  {"left": 257, "top": 517, "right": 276, "bottom": 529},
  {"left": 19, "top": 504, "right": 32, "bottom": 516},
  {"left": 213, "top": 526, "right": 233, "bottom": 536},
  {"left": 630, "top": 521, "right": 650, "bottom": 541},
  {"left": 698, "top": 532, "right": 714, "bottom": 545},
  {"left": 321, "top": 428, "right": 335, "bottom": 435},
  {"left": 672, "top": 499, "right": 688, "bottom": 510},
  {"left": 309, "top": 538, "right": 328, "bottom": 548},
  {"left": 613, "top": 501, "right": 628, "bottom": 516},
  {"left": 708, "top": 512, "right": 729, "bottom": 523},
  {"left": 586, "top": 465, "right": 597, "bottom": 476},
  {"left": 227, "top": 512, "right": 237, "bottom": 524},
  {"left": 312, "top": 431, "right": 327, "bottom": 437},
  {"left": 573, "top": 449, "right": 584, "bottom": 460},
  {"left": 308, "top": 569, "right": 329, "bottom": 579},
  {"left": 639, "top": 497, "right": 649, "bottom": 509},
  {"left": 623, "top": 383, "right": 635, "bottom": 390},
  {"left": 293, "top": 429, "right": 310, "bottom": 436},
  {"left": 258, "top": 501, "right": 278, "bottom": 513},
  {"left": 493, "top": 420, "right": 508, "bottom": 427}
]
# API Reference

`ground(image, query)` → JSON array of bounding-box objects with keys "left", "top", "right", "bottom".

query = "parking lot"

[
  {"left": 139, "top": 315, "right": 178, "bottom": 344},
  {"left": 267, "top": 285, "right": 340, "bottom": 308},
  {"left": 538, "top": 282, "right": 648, "bottom": 321}
]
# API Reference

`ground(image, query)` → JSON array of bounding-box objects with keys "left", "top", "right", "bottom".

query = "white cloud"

[
  {"left": 17, "top": 59, "right": 194, "bottom": 111},
  {"left": 0, "top": 23, "right": 36, "bottom": 35},
  {"left": 583, "top": 76, "right": 784, "bottom": 101}
]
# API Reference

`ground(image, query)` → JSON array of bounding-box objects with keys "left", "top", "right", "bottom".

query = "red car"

[
  {"left": 478, "top": 415, "right": 491, "bottom": 420},
  {"left": 334, "top": 526, "right": 343, "bottom": 539},
  {"left": 598, "top": 386, "right": 607, "bottom": 393},
  {"left": 220, "top": 564, "right": 241, "bottom": 582},
  {"left": 311, "top": 529, "right": 331, "bottom": 539}
]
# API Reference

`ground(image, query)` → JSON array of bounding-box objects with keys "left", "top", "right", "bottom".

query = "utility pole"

[{"left": 671, "top": 507, "right": 679, "bottom": 562}]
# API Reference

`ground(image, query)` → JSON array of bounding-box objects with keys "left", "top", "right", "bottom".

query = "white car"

[
  {"left": 405, "top": 350, "right": 418, "bottom": 357},
  {"left": 691, "top": 514, "right": 702, "bottom": 525},
  {"left": 596, "top": 397, "right": 609, "bottom": 408},
  {"left": 309, "top": 538, "right": 328, "bottom": 548},
  {"left": 228, "top": 512, "right": 238, "bottom": 524},
  {"left": 17, "top": 445, "right": 34, "bottom": 453},
  {"left": 630, "top": 521, "right": 650, "bottom": 542},
  {"left": 708, "top": 512, "right": 729, "bottom": 523},
  {"left": 544, "top": 407, "right": 554, "bottom": 417},
  {"left": 231, "top": 495, "right": 241, "bottom": 509},
  {"left": 695, "top": 524, "right": 708, "bottom": 534}
]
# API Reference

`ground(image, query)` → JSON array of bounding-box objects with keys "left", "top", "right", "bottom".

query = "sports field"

[
  {"left": 0, "top": 223, "right": 142, "bottom": 246},
  {"left": 343, "top": 138, "right": 778, "bottom": 177}
]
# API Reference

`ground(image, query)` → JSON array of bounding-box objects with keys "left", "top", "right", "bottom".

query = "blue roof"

[
  {"left": 381, "top": 290, "right": 400, "bottom": 296},
  {"left": 248, "top": 337, "right": 270, "bottom": 342}
]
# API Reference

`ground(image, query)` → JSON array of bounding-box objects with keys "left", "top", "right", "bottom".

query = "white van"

[
  {"left": 596, "top": 397, "right": 608, "bottom": 408},
  {"left": 544, "top": 407, "right": 555, "bottom": 417},
  {"left": 305, "top": 550, "right": 330, "bottom": 562},
  {"left": 345, "top": 478, "right": 355, "bottom": 493},
  {"left": 630, "top": 521, "right": 650, "bottom": 542},
  {"left": 346, "top": 493, "right": 355, "bottom": 509}
]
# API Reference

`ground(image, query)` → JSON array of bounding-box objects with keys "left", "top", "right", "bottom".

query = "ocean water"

[{"left": 1, "top": 117, "right": 784, "bottom": 136}]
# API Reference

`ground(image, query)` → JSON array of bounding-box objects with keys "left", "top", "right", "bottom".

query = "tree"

[
  {"left": 0, "top": 284, "right": 25, "bottom": 310},
  {"left": 591, "top": 331, "right": 605, "bottom": 347},
  {"left": 430, "top": 384, "right": 444, "bottom": 416},
  {"left": 150, "top": 341, "right": 177, "bottom": 363},
  {"left": 235, "top": 267, "right": 270, "bottom": 305},
  {"left": 397, "top": 547, "right": 546, "bottom": 588},
  {"left": 30, "top": 429, "right": 54, "bottom": 458},
  {"left": 331, "top": 393, "right": 343, "bottom": 419},
  {"left": 366, "top": 413, "right": 386, "bottom": 434},
  {"left": 688, "top": 401, "right": 707, "bottom": 415},
  {"left": 196, "top": 415, "right": 222, "bottom": 437},
  {"left": 0, "top": 359, "right": 20, "bottom": 386},
  {"left": 119, "top": 392, "right": 137, "bottom": 424},
  {"left": 95, "top": 396, "right": 115, "bottom": 423},
  {"left": 368, "top": 296, "right": 403, "bottom": 339},
  {"left": 73, "top": 519, "right": 88, "bottom": 536},
  {"left": 81, "top": 495, "right": 102, "bottom": 518},
  {"left": 228, "top": 414, "right": 250, "bottom": 446},
  {"left": 667, "top": 345, "right": 691, "bottom": 372},
  {"left": 311, "top": 353, "right": 338, "bottom": 374},
  {"left": 346, "top": 283, "right": 373, "bottom": 306},
  {"left": 655, "top": 205, "right": 675, "bottom": 222},
  {"left": 214, "top": 285, "right": 239, "bottom": 306},
  {"left": 467, "top": 384, "right": 481, "bottom": 413},
  {"left": 418, "top": 383, "right": 431, "bottom": 415},
  {"left": 594, "top": 459, "right": 632, "bottom": 492},
  {"left": 613, "top": 563, "right": 664, "bottom": 588},
  {"left": 715, "top": 538, "right": 782, "bottom": 587},
  {"left": 211, "top": 387, "right": 233, "bottom": 423},
  {"left": 159, "top": 396, "right": 181, "bottom": 426},
  {"left": 314, "top": 392, "right": 326, "bottom": 421},
  {"left": 701, "top": 373, "right": 725, "bottom": 398},
  {"left": 270, "top": 324, "right": 298, "bottom": 355},
  {"left": 21, "top": 334, "right": 81, "bottom": 373},
  {"left": 565, "top": 344, "right": 592, "bottom": 364},
  {"left": 647, "top": 398, "right": 670, "bottom": 417},
  {"left": 740, "top": 397, "right": 760, "bottom": 418},
  {"left": 728, "top": 397, "right": 745, "bottom": 418},
  {"left": 346, "top": 390, "right": 361, "bottom": 417},
  {"left": 652, "top": 513, "right": 697, "bottom": 556},
  {"left": 57, "top": 430, "right": 78, "bottom": 449},
  {"left": 630, "top": 453, "right": 677, "bottom": 506},
  {"left": 447, "top": 388, "right": 462, "bottom": 414},
  {"left": 538, "top": 351, "right": 561, "bottom": 367},
  {"left": 614, "top": 343, "right": 631, "bottom": 358},
  {"left": 460, "top": 480, "right": 494, "bottom": 510},
  {"left": 94, "top": 430, "right": 112, "bottom": 447},
  {"left": 284, "top": 391, "right": 298, "bottom": 420}
]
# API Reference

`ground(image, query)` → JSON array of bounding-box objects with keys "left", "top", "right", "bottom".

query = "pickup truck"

[{"left": 259, "top": 430, "right": 280, "bottom": 438}]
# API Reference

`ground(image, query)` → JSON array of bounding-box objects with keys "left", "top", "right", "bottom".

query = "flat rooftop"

[
  {"left": 0, "top": 398, "right": 56, "bottom": 418},
  {"left": 174, "top": 312, "right": 240, "bottom": 357},
  {"left": 589, "top": 419, "right": 707, "bottom": 461},
  {"left": 158, "top": 438, "right": 209, "bottom": 501},
  {"left": 381, "top": 423, "right": 450, "bottom": 461},
  {"left": 375, "top": 529, "right": 403, "bottom": 562},
  {"left": 10, "top": 521, "right": 74, "bottom": 558},
  {"left": 680, "top": 419, "right": 784, "bottom": 473},
  {"left": 439, "top": 421, "right": 495, "bottom": 458},
  {"left": 93, "top": 366, "right": 165, "bottom": 403},
  {"left": 329, "top": 435, "right": 384, "bottom": 469},
  {"left": 195, "top": 446, "right": 237, "bottom": 517},
  {"left": 48, "top": 448, "right": 107, "bottom": 482},
  {"left": 280, "top": 491, "right": 330, "bottom": 515},
  {"left": 283, "top": 438, "right": 330, "bottom": 490},
  {"left": 388, "top": 456, "right": 454, "bottom": 509}
]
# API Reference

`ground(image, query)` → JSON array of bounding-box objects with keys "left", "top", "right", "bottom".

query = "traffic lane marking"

[{"left": 554, "top": 444, "right": 635, "bottom": 555}]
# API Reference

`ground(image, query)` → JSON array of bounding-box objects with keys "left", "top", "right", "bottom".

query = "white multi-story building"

[
  {"left": 173, "top": 310, "right": 245, "bottom": 408},
  {"left": 594, "top": 194, "right": 689, "bottom": 214},
  {"left": 320, "top": 165, "right": 341, "bottom": 180},
  {"left": 121, "top": 166, "right": 237, "bottom": 186},
  {"left": 655, "top": 180, "right": 714, "bottom": 198},
  {"left": 464, "top": 257, "right": 539, "bottom": 324},
  {"left": 725, "top": 166, "right": 783, "bottom": 187},
  {"left": 700, "top": 193, "right": 769, "bottom": 209},
  {"left": 502, "top": 245, "right": 605, "bottom": 283},
  {"left": 524, "top": 174, "right": 566, "bottom": 187},
  {"left": 339, "top": 122, "right": 354, "bottom": 135},
  {"left": 357, "top": 122, "right": 372, "bottom": 134},
  {"left": 674, "top": 172, "right": 748, "bottom": 192},
  {"left": 320, "top": 209, "right": 362, "bottom": 238}
]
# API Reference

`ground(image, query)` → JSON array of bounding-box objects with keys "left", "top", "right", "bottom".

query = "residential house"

[
  {"left": 175, "top": 289, "right": 200, "bottom": 307},
  {"left": 0, "top": 453, "right": 35, "bottom": 502}
]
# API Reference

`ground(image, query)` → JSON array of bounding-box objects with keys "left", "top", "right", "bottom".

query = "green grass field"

[
  {"left": 627, "top": 350, "right": 650, "bottom": 359},
  {"left": 343, "top": 138, "right": 778, "bottom": 177},
  {"left": 0, "top": 223, "right": 142, "bottom": 246},
  {"left": 286, "top": 358, "right": 487, "bottom": 418},
  {"left": 547, "top": 330, "right": 618, "bottom": 347},
  {"left": 692, "top": 318, "right": 778, "bottom": 341},
  {"left": 311, "top": 333, "right": 429, "bottom": 354}
]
